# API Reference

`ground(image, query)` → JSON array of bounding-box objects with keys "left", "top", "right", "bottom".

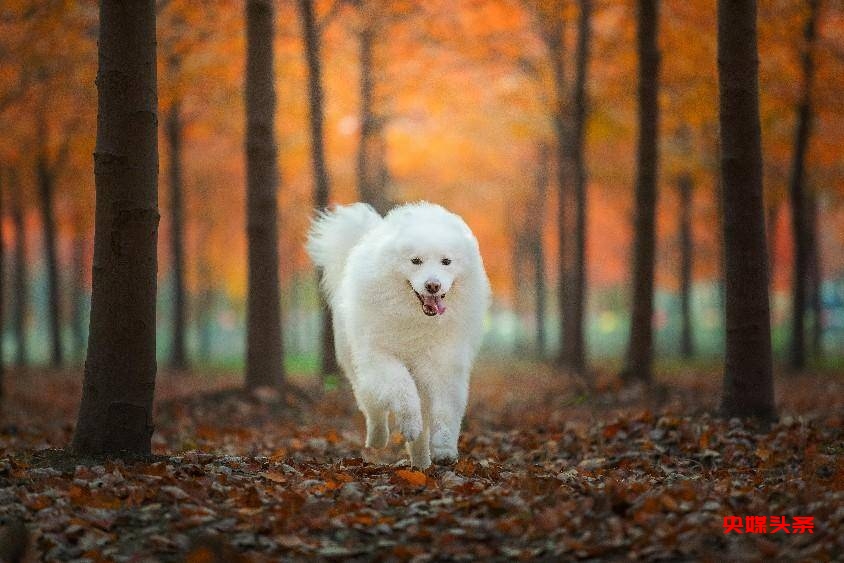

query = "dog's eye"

[
  {"left": 441, "top": 258, "right": 451, "bottom": 266},
  {"left": 411, "top": 257, "right": 423, "bottom": 265}
]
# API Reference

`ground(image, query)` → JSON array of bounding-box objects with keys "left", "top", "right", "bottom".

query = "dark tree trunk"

[
  {"left": 70, "top": 231, "right": 88, "bottom": 363},
  {"left": 11, "top": 172, "right": 27, "bottom": 368},
  {"left": 678, "top": 173, "right": 694, "bottom": 359},
  {"left": 298, "top": 0, "right": 338, "bottom": 377},
  {"left": 244, "top": 0, "right": 284, "bottom": 390},
  {"left": 356, "top": 23, "right": 389, "bottom": 215},
  {"left": 72, "top": 0, "right": 160, "bottom": 456},
  {"left": 807, "top": 192, "right": 822, "bottom": 358},
  {"left": 532, "top": 144, "right": 549, "bottom": 357},
  {"left": 197, "top": 290, "right": 213, "bottom": 364},
  {"left": 546, "top": 15, "right": 570, "bottom": 368},
  {"left": 717, "top": 0, "right": 776, "bottom": 421},
  {"left": 568, "top": 0, "right": 592, "bottom": 373},
  {"left": 166, "top": 99, "right": 188, "bottom": 371},
  {"left": 510, "top": 221, "right": 527, "bottom": 355},
  {"left": 0, "top": 167, "right": 4, "bottom": 392},
  {"left": 788, "top": 0, "right": 819, "bottom": 372},
  {"left": 36, "top": 114, "right": 63, "bottom": 368},
  {"left": 623, "top": 0, "right": 660, "bottom": 383}
]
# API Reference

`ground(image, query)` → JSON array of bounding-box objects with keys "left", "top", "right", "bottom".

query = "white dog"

[{"left": 306, "top": 202, "right": 490, "bottom": 468}]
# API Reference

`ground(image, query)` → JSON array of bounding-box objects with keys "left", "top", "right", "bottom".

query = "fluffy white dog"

[{"left": 306, "top": 202, "right": 490, "bottom": 468}]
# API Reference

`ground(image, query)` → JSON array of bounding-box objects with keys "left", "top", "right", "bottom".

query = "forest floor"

[{"left": 0, "top": 361, "right": 842, "bottom": 562}]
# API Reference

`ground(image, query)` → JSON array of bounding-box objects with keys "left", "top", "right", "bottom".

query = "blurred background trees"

[{"left": 0, "top": 0, "right": 841, "bottom": 385}]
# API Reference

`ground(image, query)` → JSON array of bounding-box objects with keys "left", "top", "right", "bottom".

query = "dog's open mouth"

[{"left": 411, "top": 285, "right": 447, "bottom": 316}]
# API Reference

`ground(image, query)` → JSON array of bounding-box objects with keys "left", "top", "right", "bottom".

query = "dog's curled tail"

[{"left": 306, "top": 203, "right": 382, "bottom": 303}]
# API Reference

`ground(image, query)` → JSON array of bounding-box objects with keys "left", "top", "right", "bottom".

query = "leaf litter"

[{"left": 0, "top": 363, "right": 841, "bottom": 561}]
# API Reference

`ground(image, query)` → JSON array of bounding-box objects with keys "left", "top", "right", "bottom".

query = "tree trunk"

[
  {"left": 807, "top": 192, "right": 822, "bottom": 358},
  {"left": 568, "top": 0, "right": 592, "bottom": 373},
  {"left": 547, "top": 17, "right": 570, "bottom": 368},
  {"left": 298, "top": 0, "right": 338, "bottom": 378},
  {"left": 11, "top": 171, "right": 27, "bottom": 368},
  {"left": 72, "top": 0, "right": 160, "bottom": 456},
  {"left": 623, "top": 0, "right": 660, "bottom": 383},
  {"left": 36, "top": 113, "right": 63, "bottom": 368},
  {"left": 166, "top": 99, "right": 188, "bottom": 371},
  {"left": 70, "top": 231, "right": 88, "bottom": 363},
  {"left": 510, "top": 221, "right": 527, "bottom": 355},
  {"left": 717, "top": 0, "right": 776, "bottom": 421},
  {"left": 678, "top": 173, "right": 694, "bottom": 359},
  {"left": 788, "top": 0, "right": 819, "bottom": 372},
  {"left": 0, "top": 167, "right": 4, "bottom": 392},
  {"left": 356, "top": 23, "right": 390, "bottom": 215},
  {"left": 532, "top": 144, "right": 549, "bottom": 357},
  {"left": 244, "top": 0, "right": 284, "bottom": 390}
]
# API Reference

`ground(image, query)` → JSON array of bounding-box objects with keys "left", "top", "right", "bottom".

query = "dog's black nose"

[{"left": 425, "top": 280, "right": 441, "bottom": 294}]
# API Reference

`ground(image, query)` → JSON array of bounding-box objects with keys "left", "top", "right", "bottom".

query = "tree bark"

[
  {"left": 356, "top": 22, "right": 390, "bottom": 215},
  {"left": 36, "top": 112, "right": 63, "bottom": 368},
  {"left": 298, "top": 0, "right": 338, "bottom": 378},
  {"left": 807, "top": 192, "right": 822, "bottom": 358},
  {"left": 510, "top": 221, "right": 527, "bottom": 355},
  {"left": 717, "top": 0, "right": 776, "bottom": 421},
  {"left": 788, "top": 0, "right": 819, "bottom": 372},
  {"left": 568, "top": 0, "right": 592, "bottom": 373},
  {"left": 166, "top": 98, "right": 188, "bottom": 371},
  {"left": 10, "top": 171, "right": 27, "bottom": 368},
  {"left": 72, "top": 0, "right": 160, "bottom": 455},
  {"left": 0, "top": 167, "right": 4, "bottom": 392},
  {"left": 244, "top": 0, "right": 284, "bottom": 390},
  {"left": 70, "top": 230, "right": 88, "bottom": 363},
  {"left": 532, "top": 144, "right": 549, "bottom": 357},
  {"left": 678, "top": 173, "right": 694, "bottom": 359},
  {"left": 623, "top": 0, "right": 660, "bottom": 383},
  {"left": 546, "top": 14, "right": 570, "bottom": 368}
]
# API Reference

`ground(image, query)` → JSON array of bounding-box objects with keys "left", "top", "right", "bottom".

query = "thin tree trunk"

[
  {"left": 11, "top": 171, "right": 26, "bottom": 368},
  {"left": 533, "top": 144, "right": 549, "bottom": 357},
  {"left": 547, "top": 16, "right": 570, "bottom": 368},
  {"left": 623, "top": 0, "right": 660, "bottom": 383},
  {"left": 569, "top": 0, "right": 592, "bottom": 373},
  {"left": 36, "top": 113, "right": 63, "bottom": 368},
  {"left": 356, "top": 23, "right": 385, "bottom": 214},
  {"left": 807, "top": 192, "right": 822, "bottom": 358},
  {"left": 678, "top": 173, "right": 694, "bottom": 358},
  {"left": 71, "top": 230, "right": 88, "bottom": 363},
  {"left": 197, "top": 289, "right": 213, "bottom": 364},
  {"left": 0, "top": 166, "right": 4, "bottom": 392},
  {"left": 788, "top": 0, "right": 819, "bottom": 372},
  {"left": 298, "top": 0, "right": 338, "bottom": 377},
  {"left": 244, "top": 0, "right": 284, "bottom": 390},
  {"left": 166, "top": 99, "right": 187, "bottom": 371},
  {"left": 72, "top": 0, "right": 160, "bottom": 455},
  {"left": 717, "top": 0, "right": 776, "bottom": 421},
  {"left": 510, "top": 221, "right": 527, "bottom": 355}
]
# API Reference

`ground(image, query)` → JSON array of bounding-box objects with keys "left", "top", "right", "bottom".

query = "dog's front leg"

[
  {"left": 425, "top": 369, "right": 469, "bottom": 465},
  {"left": 355, "top": 351, "right": 423, "bottom": 444},
  {"left": 406, "top": 418, "right": 431, "bottom": 469}
]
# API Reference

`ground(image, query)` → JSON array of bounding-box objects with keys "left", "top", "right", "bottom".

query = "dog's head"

[{"left": 384, "top": 204, "right": 482, "bottom": 317}]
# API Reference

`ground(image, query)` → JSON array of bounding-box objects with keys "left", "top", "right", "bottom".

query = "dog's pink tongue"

[{"left": 421, "top": 294, "right": 446, "bottom": 316}]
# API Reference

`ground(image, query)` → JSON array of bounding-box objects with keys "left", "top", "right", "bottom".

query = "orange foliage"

[{"left": 0, "top": 0, "right": 842, "bottom": 308}]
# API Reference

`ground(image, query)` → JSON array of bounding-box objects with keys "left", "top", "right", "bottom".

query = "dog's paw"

[
  {"left": 430, "top": 424, "right": 458, "bottom": 465},
  {"left": 395, "top": 407, "right": 423, "bottom": 443},
  {"left": 431, "top": 447, "right": 457, "bottom": 465}
]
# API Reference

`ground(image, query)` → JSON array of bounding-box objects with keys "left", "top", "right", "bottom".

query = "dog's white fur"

[{"left": 307, "top": 202, "right": 490, "bottom": 468}]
